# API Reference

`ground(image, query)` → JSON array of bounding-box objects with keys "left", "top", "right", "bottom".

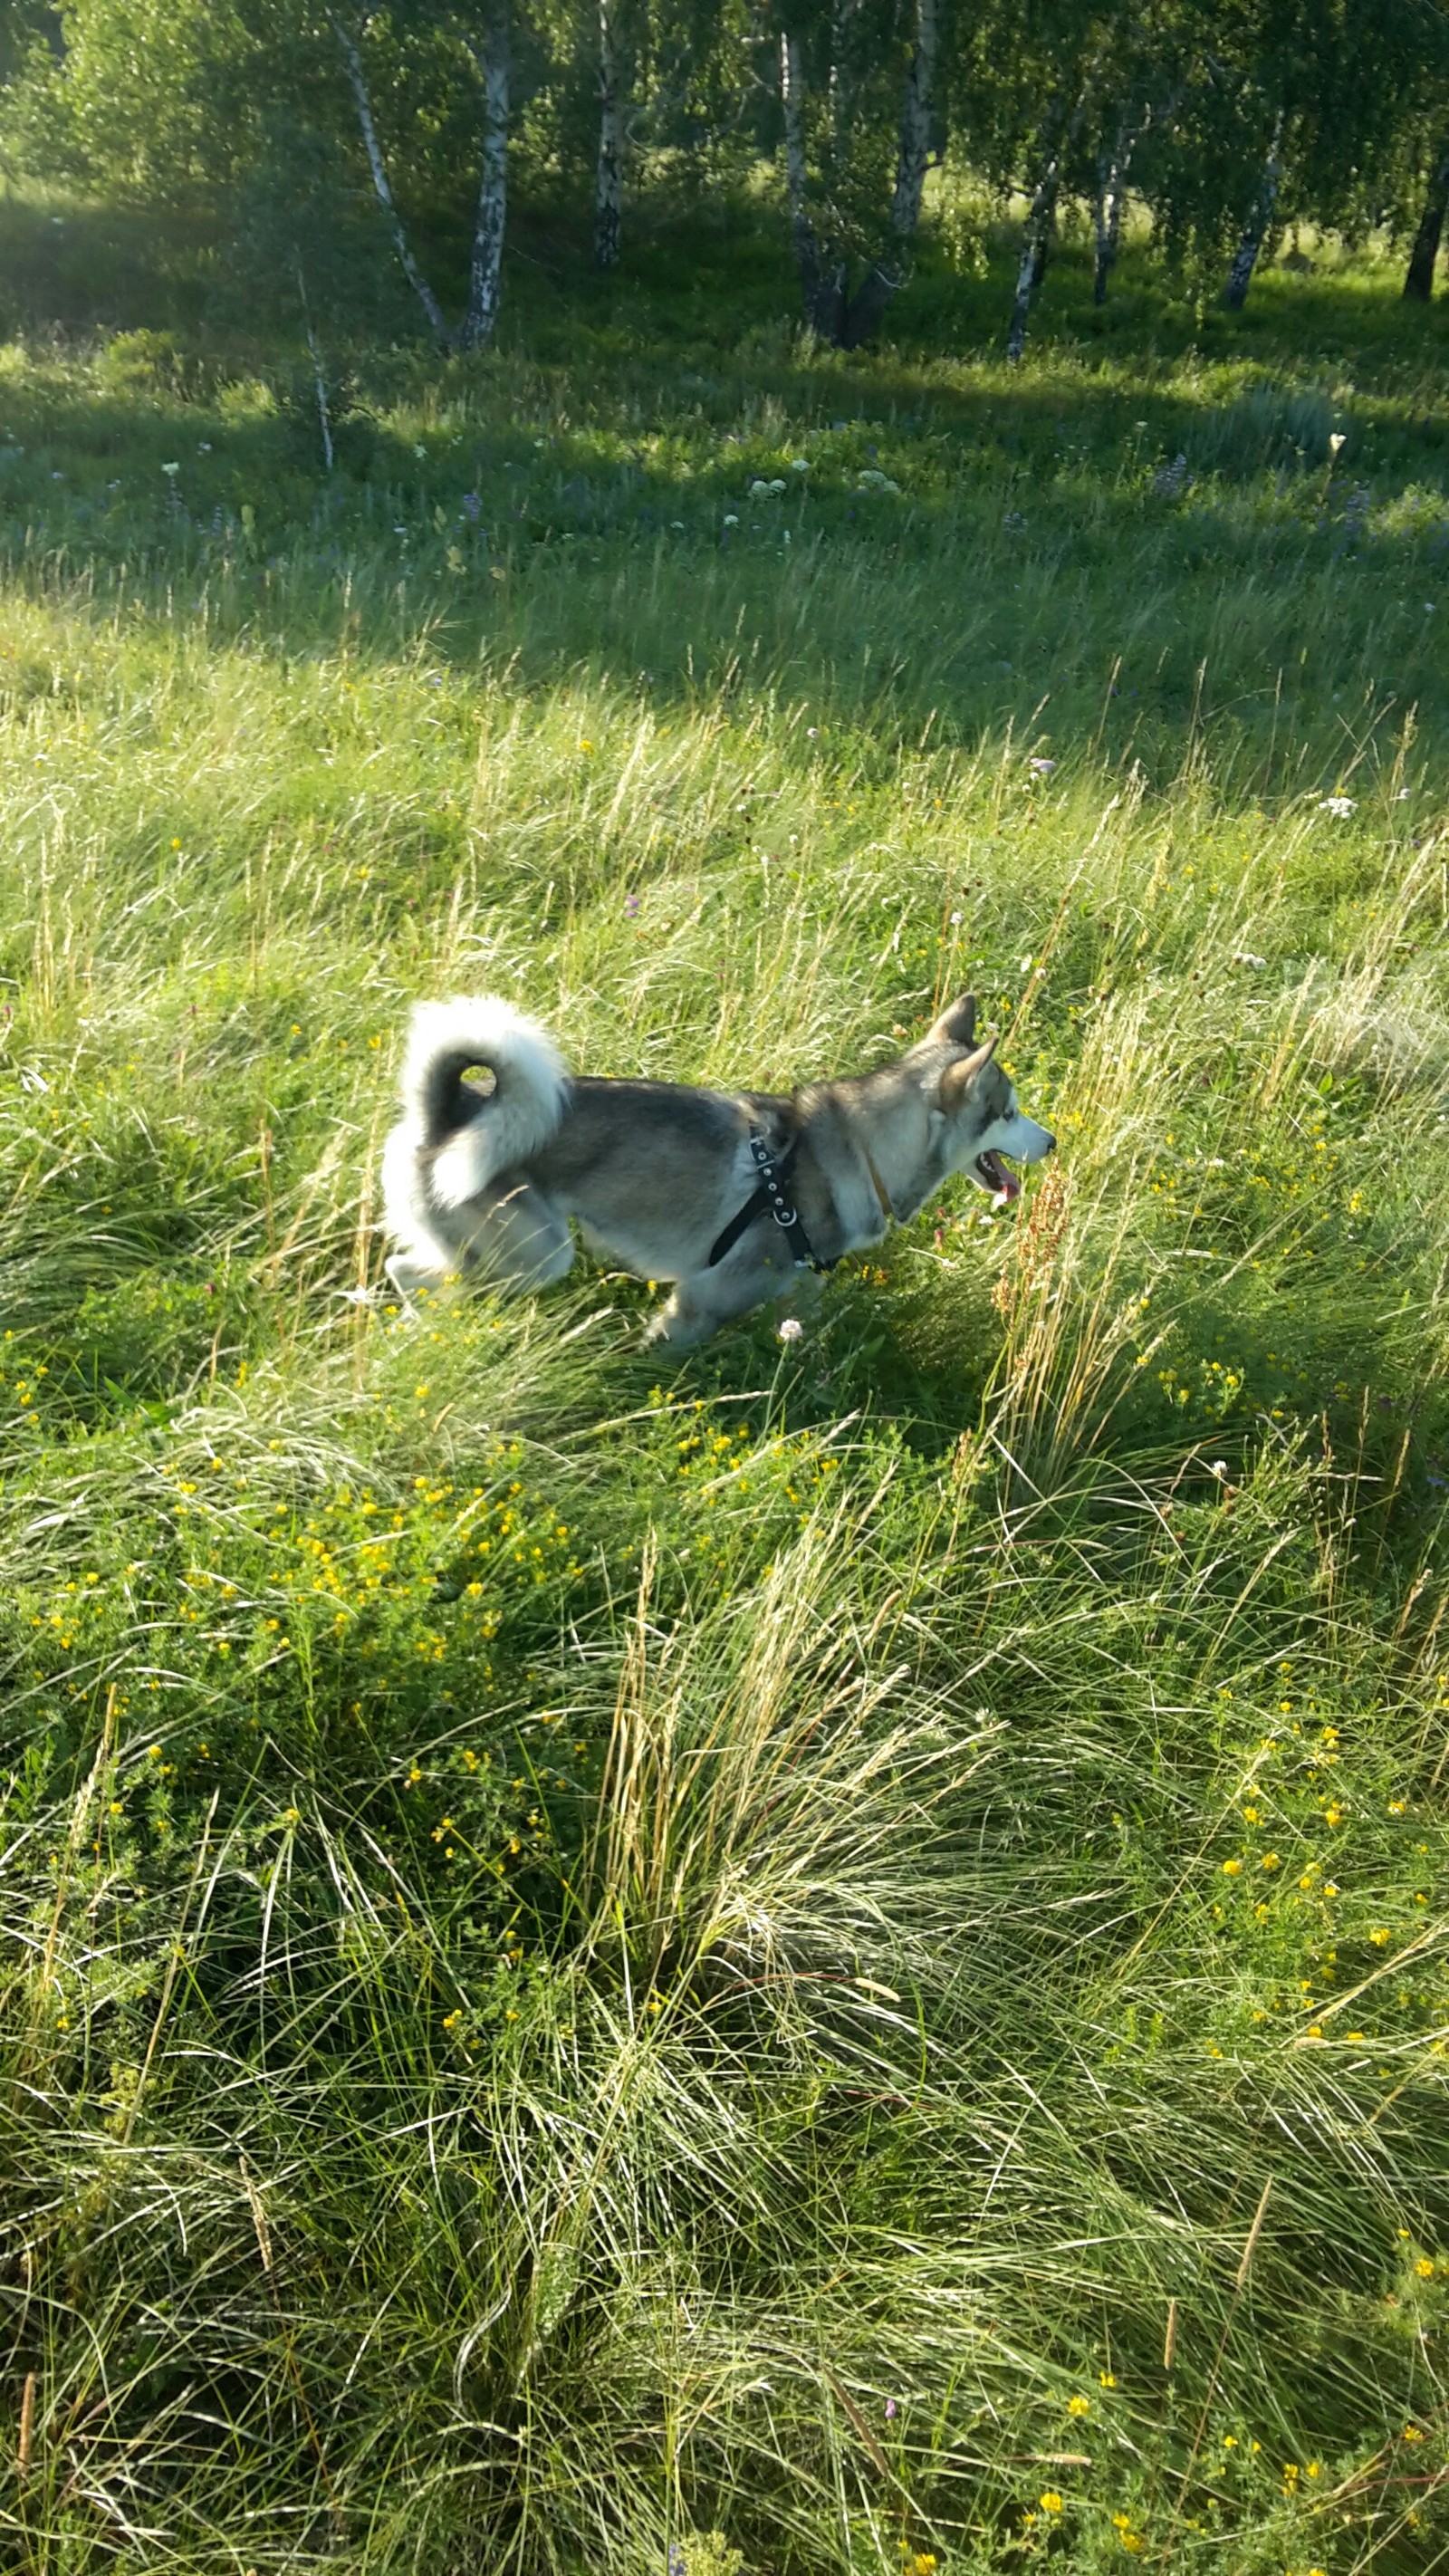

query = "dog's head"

[{"left": 919, "top": 994, "right": 1055, "bottom": 1205}]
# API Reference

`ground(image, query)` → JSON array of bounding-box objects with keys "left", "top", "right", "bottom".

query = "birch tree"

[
  {"left": 1220, "top": 101, "right": 1281, "bottom": 306},
  {"left": 778, "top": 0, "right": 941, "bottom": 349},
  {"left": 1085, "top": 19, "right": 1188, "bottom": 308},
  {"left": 456, "top": 1, "right": 510, "bottom": 347},
  {"left": 1404, "top": 136, "right": 1449, "bottom": 299},
  {"left": 331, "top": 13, "right": 451, "bottom": 341},
  {"left": 780, "top": 27, "right": 848, "bottom": 335},
  {"left": 1004, "top": 146, "right": 1060, "bottom": 355},
  {"left": 594, "top": 0, "right": 623, "bottom": 265},
  {"left": 328, "top": 0, "right": 514, "bottom": 351}
]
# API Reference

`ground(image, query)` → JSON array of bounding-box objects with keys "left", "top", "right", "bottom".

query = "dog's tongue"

[{"left": 981, "top": 1150, "right": 1021, "bottom": 1204}]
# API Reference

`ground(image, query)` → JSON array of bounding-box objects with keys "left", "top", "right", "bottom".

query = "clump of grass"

[{"left": 2, "top": 235, "right": 1448, "bottom": 2573}]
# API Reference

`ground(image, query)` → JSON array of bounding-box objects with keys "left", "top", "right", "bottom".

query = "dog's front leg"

[
  {"left": 385, "top": 1251, "right": 446, "bottom": 1311},
  {"left": 643, "top": 1253, "right": 801, "bottom": 1349},
  {"left": 779, "top": 1267, "right": 825, "bottom": 1331},
  {"left": 642, "top": 1283, "right": 718, "bottom": 1348}
]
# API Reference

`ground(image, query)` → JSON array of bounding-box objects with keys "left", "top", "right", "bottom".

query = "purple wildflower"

[
  {"left": 624, "top": 893, "right": 641, "bottom": 918},
  {"left": 885, "top": 2398, "right": 898, "bottom": 2420},
  {"left": 1029, "top": 757, "right": 1056, "bottom": 774},
  {"left": 462, "top": 492, "right": 482, "bottom": 524}
]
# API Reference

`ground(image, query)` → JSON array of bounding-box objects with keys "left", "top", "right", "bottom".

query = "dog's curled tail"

[{"left": 401, "top": 995, "right": 569, "bottom": 1210}]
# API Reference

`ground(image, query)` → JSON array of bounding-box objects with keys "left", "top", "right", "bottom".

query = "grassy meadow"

[{"left": 3, "top": 195, "right": 1449, "bottom": 2573}]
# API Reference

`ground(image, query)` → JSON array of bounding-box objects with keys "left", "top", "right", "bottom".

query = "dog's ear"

[
  {"left": 936, "top": 1033, "right": 996, "bottom": 1109},
  {"left": 929, "top": 992, "right": 977, "bottom": 1049}
]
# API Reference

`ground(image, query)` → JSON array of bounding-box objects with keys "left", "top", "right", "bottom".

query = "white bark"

[
  {"left": 293, "top": 262, "right": 334, "bottom": 472},
  {"left": 780, "top": 32, "right": 844, "bottom": 337},
  {"left": 1405, "top": 136, "right": 1449, "bottom": 300},
  {"left": 1093, "top": 91, "right": 1179, "bottom": 303},
  {"left": 827, "top": 0, "right": 854, "bottom": 156},
  {"left": 1093, "top": 124, "right": 1132, "bottom": 303},
  {"left": 782, "top": 0, "right": 937, "bottom": 350},
  {"left": 594, "top": 0, "right": 623, "bottom": 270},
  {"left": 1007, "top": 158, "right": 1059, "bottom": 358},
  {"left": 780, "top": 34, "right": 813, "bottom": 263},
  {"left": 458, "top": 5, "right": 510, "bottom": 351},
  {"left": 889, "top": 0, "right": 937, "bottom": 243},
  {"left": 305, "top": 326, "right": 335, "bottom": 472},
  {"left": 1223, "top": 110, "right": 1283, "bottom": 311},
  {"left": 331, "top": 14, "right": 449, "bottom": 346}
]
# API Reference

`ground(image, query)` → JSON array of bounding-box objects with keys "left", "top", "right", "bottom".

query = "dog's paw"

[{"left": 642, "top": 1298, "right": 713, "bottom": 1349}]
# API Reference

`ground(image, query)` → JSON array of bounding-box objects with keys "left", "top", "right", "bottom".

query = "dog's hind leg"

[{"left": 469, "top": 1179, "right": 575, "bottom": 1293}]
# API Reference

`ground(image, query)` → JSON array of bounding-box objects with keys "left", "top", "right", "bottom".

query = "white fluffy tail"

[{"left": 400, "top": 995, "right": 569, "bottom": 1210}]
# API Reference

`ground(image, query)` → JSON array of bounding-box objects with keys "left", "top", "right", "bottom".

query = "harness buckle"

[{"left": 707, "top": 1120, "right": 835, "bottom": 1274}]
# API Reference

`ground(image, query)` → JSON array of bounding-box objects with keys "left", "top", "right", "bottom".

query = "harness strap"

[{"left": 706, "top": 1128, "right": 835, "bottom": 1273}]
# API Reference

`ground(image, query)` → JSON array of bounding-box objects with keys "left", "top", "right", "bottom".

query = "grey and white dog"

[{"left": 381, "top": 991, "right": 1054, "bottom": 1345}]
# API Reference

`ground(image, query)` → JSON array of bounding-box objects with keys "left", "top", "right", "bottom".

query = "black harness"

[{"left": 706, "top": 1127, "right": 837, "bottom": 1274}]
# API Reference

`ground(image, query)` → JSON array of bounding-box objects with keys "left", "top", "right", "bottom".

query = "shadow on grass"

[{"left": 0, "top": 296, "right": 1445, "bottom": 791}]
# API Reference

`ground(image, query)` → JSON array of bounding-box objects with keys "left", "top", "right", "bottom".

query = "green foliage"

[
  {"left": 0, "top": 220, "right": 1448, "bottom": 2572},
  {"left": 6, "top": 0, "right": 1449, "bottom": 348}
]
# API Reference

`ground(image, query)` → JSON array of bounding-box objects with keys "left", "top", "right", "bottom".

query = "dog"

[{"left": 381, "top": 991, "right": 1054, "bottom": 1346}]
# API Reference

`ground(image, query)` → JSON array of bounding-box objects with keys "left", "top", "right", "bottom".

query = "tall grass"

[{"left": 2, "top": 220, "right": 1448, "bottom": 2573}]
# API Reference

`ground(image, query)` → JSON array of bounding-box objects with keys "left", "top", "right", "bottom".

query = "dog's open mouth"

[{"left": 976, "top": 1149, "right": 1021, "bottom": 1204}]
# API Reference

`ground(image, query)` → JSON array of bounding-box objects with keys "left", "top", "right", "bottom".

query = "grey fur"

[{"left": 382, "top": 990, "right": 1055, "bottom": 1345}]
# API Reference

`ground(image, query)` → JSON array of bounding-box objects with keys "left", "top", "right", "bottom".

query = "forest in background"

[{"left": 4, "top": 0, "right": 1449, "bottom": 374}]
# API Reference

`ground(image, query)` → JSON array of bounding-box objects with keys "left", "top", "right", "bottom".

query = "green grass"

[{"left": 3, "top": 195, "right": 1449, "bottom": 2575}]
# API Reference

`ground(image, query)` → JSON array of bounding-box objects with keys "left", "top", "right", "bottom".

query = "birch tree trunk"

[
  {"left": 888, "top": 0, "right": 937, "bottom": 243},
  {"left": 1222, "top": 111, "right": 1283, "bottom": 311},
  {"left": 1006, "top": 159, "right": 1059, "bottom": 358},
  {"left": 836, "top": 0, "right": 939, "bottom": 349},
  {"left": 780, "top": 31, "right": 845, "bottom": 339},
  {"left": 594, "top": 0, "right": 623, "bottom": 271},
  {"left": 292, "top": 257, "right": 334, "bottom": 471},
  {"left": 331, "top": 14, "right": 450, "bottom": 346},
  {"left": 827, "top": 0, "right": 852, "bottom": 159},
  {"left": 1404, "top": 139, "right": 1449, "bottom": 300},
  {"left": 456, "top": 4, "right": 510, "bottom": 351},
  {"left": 1030, "top": 207, "right": 1054, "bottom": 293},
  {"left": 1093, "top": 122, "right": 1131, "bottom": 303}
]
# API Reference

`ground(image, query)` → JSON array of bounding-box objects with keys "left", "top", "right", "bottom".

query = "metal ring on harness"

[{"left": 707, "top": 1124, "right": 833, "bottom": 1273}]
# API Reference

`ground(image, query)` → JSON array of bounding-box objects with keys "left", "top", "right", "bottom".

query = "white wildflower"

[
  {"left": 778, "top": 1316, "right": 804, "bottom": 1342},
  {"left": 1319, "top": 794, "right": 1357, "bottom": 817}
]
